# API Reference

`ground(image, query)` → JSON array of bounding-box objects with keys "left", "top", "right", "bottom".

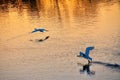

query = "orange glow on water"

[{"left": 0, "top": 0, "right": 120, "bottom": 80}]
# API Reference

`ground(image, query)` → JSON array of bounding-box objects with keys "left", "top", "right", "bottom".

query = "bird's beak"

[{"left": 77, "top": 55, "right": 81, "bottom": 57}]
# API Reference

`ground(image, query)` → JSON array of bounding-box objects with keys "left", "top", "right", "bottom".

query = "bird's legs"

[{"left": 88, "top": 60, "right": 92, "bottom": 63}]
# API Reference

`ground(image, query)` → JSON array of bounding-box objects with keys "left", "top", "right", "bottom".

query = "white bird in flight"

[
  {"left": 31, "top": 28, "right": 48, "bottom": 33},
  {"left": 77, "top": 46, "right": 94, "bottom": 62}
]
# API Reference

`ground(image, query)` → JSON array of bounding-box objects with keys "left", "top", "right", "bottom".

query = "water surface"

[{"left": 0, "top": 0, "right": 120, "bottom": 80}]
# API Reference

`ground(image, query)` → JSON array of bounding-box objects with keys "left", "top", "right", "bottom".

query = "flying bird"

[
  {"left": 31, "top": 28, "right": 48, "bottom": 33},
  {"left": 77, "top": 46, "right": 94, "bottom": 62}
]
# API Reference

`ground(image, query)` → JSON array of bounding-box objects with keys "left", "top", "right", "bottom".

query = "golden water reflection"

[{"left": 0, "top": 0, "right": 120, "bottom": 80}]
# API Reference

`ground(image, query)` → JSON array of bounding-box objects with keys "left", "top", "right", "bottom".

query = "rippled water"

[{"left": 0, "top": 0, "right": 120, "bottom": 80}]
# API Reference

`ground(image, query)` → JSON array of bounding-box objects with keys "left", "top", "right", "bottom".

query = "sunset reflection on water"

[{"left": 0, "top": 0, "right": 120, "bottom": 80}]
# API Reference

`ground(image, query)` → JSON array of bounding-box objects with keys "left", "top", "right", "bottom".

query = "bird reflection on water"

[
  {"left": 78, "top": 61, "right": 95, "bottom": 76},
  {"left": 78, "top": 61, "right": 120, "bottom": 76},
  {"left": 30, "top": 36, "right": 50, "bottom": 42}
]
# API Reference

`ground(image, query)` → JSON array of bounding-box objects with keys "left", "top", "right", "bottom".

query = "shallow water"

[{"left": 0, "top": 0, "right": 120, "bottom": 80}]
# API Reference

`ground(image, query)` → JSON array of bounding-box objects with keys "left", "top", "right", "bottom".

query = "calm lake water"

[{"left": 0, "top": 0, "right": 120, "bottom": 80}]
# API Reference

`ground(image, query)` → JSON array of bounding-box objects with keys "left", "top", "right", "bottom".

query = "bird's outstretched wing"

[
  {"left": 31, "top": 30, "right": 37, "bottom": 33},
  {"left": 85, "top": 46, "right": 94, "bottom": 56},
  {"left": 31, "top": 28, "right": 48, "bottom": 33}
]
